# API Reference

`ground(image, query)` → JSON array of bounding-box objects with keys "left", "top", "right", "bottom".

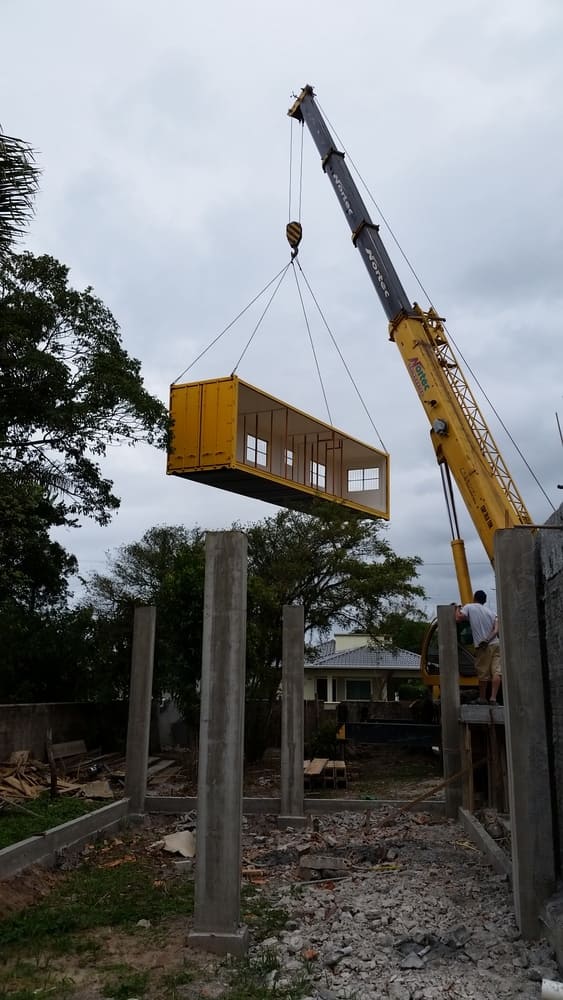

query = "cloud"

[{"left": 3, "top": 0, "right": 561, "bottom": 619}]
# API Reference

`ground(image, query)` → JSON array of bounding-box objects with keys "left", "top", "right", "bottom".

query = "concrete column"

[
  {"left": 495, "top": 527, "right": 555, "bottom": 938},
  {"left": 279, "top": 604, "right": 306, "bottom": 829},
  {"left": 189, "top": 531, "right": 249, "bottom": 957},
  {"left": 124, "top": 605, "right": 156, "bottom": 814},
  {"left": 438, "top": 604, "right": 462, "bottom": 820}
]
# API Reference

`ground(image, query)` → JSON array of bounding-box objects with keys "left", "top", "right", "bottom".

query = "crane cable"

[
  {"left": 288, "top": 115, "right": 304, "bottom": 225},
  {"left": 294, "top": 259, "right": 388, "bottom": 453},
  {"left": 173, "top": 261, "right": 292, "bottom": 384},
  {"left": 287, "top": 115, "right": 388, "bottom": 452},
  {"left": 291, "top": 264, "right": 332, "bottom": 425},
  {"left": 318, "top": 101, "right": 555, "bottom": 512},
  {"left": 230, "top": 264, "right": 291, "bottom": 374}
]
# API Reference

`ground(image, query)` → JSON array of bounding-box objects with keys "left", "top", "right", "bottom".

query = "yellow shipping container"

[{"left": 167, "top": 375, "right": 389, "bottom": 520}]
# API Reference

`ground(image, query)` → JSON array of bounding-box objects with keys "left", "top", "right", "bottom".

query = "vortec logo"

[
  {"left": 330, "top": 171, "right": 354, "bottom": 216},
  {"left": 363, "top": 248, "right": 390, "bottom": 299},
  {"left": 407, "top": 357, "right": 430, "bottom": 396}
]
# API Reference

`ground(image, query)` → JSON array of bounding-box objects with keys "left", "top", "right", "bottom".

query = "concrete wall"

[
  {"left": 495, "top": 502, "right": 563, "bottom": 939},
  {"left": 0, "top": 702, "right": 130, "bottom": 761},
  {"left": 539, "top": 504, "right": 563, "bottom": 874}
]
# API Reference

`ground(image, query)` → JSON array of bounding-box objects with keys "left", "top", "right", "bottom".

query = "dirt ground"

[
  {"left": 0, "top": 746, "right": 442, "bottom": 916},
  {"left": 244, "top": 744, "right": 443, "bottom": 800},
  {"left": 0, "top": 746, "right": 460, "bottom": 999}
]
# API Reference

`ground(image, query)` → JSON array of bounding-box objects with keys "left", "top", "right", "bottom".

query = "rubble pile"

[{"left": 239, "top": 810, "right": 557, "bottom": 1000}]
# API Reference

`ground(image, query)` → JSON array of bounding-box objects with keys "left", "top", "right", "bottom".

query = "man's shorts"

[{"left": 475, "top": 642, "right": 501, "bottom": 681}]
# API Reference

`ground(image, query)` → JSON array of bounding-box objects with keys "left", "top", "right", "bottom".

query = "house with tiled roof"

[{"left": 305, "top": 633, "right": 421, "bottom": 705}]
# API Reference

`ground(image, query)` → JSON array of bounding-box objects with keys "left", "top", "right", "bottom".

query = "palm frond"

[{"left": 0, "top": 128, "right": 40, "bottom": 258}]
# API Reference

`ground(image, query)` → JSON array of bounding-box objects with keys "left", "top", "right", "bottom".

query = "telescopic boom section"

[
  {"left": 288, "top": 85, "right": 412, "bottom": 323},
  {"left": 288, "top": 85, "right": 532, "bottom": 571}
]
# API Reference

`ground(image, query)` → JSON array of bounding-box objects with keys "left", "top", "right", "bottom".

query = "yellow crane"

[{"left": 288, "top": 85, "right": 533, "bottom": 683}]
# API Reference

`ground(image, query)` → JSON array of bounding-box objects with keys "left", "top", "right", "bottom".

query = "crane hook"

[{"left": 286, "top": 221, "right": 302, "bottom": 259}]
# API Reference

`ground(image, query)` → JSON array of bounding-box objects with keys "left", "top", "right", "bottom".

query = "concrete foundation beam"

[
  {"left": 459, "top": 807, "right": 513, "bottom": 880},
  {"left": 145, "top": 795, "right": 446, "bottom": 817},
  {"left": 0, "top": 799, "right": 131, "bottom": 879}
]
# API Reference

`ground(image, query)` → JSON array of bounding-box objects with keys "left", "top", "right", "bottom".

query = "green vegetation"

[
  {"left": 0, "top": 795, "right": 99, "bottom": 850},
  {"left": 77, "top": 509, "right": 425, "bottom": 752},
  {"left": 352, "top": 746, "right": 441, "bottom": 799},
  {"left": 101, "top": 967, "right": 150, "bottom": 998},
  {"left": 241, "top": 884, "right": 290, "bottom": 941},
  {"left": 0, "top": 127, "right": 39, "bottom": 258},
  {"left": 0, "top": 843, "right": 313, "bottom": 999},
  {"left": 308, "top": 719, "right": 340, "bottom": 759},
  {"left": 0, "top": 250, "right": 170, "bottom": 704},
  {"left": 0, "top": 856, "right": 195, "bottom": 954},
  {"left": 224, "top": 951, "right": 310, "bottom": 1000}
]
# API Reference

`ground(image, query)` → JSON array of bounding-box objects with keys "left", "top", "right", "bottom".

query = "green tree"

[
  {"left": 0, "top": 604, "right": 98, "bottom": 703},
  {"left": 75, "top": 511, "right": 424, "bottom": 739},
  {"left": 0, "top": 252, "right": 169, "bottom": 530},
  {"left": 82, "top": 525, "right": 206, "bottom": 714},
  {"left": 0, "top": 252, "right": 170, "bottom": 701},
  {"left": 243, "top": 505, "right": 425, "bottom": 701},
  {"left": 0, "top": 476, "right": 75, "bottom": 610},
  {"left": 0, "top": 128, "right": 39, "bottom": 258},
  {"left": 376, "top": 611, "right": 432, "bottom": 654}
]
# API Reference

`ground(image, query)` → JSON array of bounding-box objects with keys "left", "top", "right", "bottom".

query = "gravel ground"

[{"left": 241, "top": 808, "right": 560, "bottom": 1000}]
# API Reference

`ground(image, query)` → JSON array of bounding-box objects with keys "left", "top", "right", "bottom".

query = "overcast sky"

[{"left": 3, "top": 0, "right": 562, "bottom": 616}]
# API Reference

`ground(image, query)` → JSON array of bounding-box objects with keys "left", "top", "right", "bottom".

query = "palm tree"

[{"left": 0, "top": 128, "right": 39, "bottom": 259}]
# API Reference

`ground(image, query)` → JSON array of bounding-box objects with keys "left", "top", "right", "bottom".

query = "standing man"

[{"left": 455, "top": 590, "right": 501, "bottom": 705}]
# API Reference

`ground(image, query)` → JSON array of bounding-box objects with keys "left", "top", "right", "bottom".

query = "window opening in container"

[
  {"left": 348, "top": 467, "right": 380, "bottom": 492},
  {"left": 246, "top": 434, "right": 268, "bottom": 468},
  {"left": 310, "top": 460, "right": 326, "bottom": 490},
  {"left": 285, "top": 447, "right": 294, "bottom": 470}
]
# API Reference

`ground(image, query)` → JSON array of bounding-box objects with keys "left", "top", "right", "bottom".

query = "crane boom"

[{"left": 288, "top": 85, "right": 532, "bottom": 601}]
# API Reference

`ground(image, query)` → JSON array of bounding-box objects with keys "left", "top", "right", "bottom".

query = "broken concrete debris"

[{"left": 239, "top": 810, "right": 557, "bottom": 1000}]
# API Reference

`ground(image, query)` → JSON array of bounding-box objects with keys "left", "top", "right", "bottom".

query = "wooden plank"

[
  {"left": 323, "top": 760, "right": 336, "bottom": 786},
  {"left": 323, "top": 760, "right": 347, "bottom": 788},
  {"left": 462, "top": 724, "right": 474, "bottom": 813},
  {"left": 489, "top": 723, "right": 505, "bottom": 811},
  {"left": 146, "top": 759, "right": 176, "bottom": 779},
  {"left": 332, "top": 760, "right": 347, "bottom": 787},
  {"left": 305, "top": 758, "right": 329, "bottom": 777}
]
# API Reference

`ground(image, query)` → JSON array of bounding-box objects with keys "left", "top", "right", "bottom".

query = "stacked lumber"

[
  {"left": 303, "top": 758, "right": 347, "bottom": 790},
  {"left": 0, "top": 749, "right": 184, "bottom": 804},
  {"left": 0, "top": 752, "right": 81, "bottom": 801}
]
